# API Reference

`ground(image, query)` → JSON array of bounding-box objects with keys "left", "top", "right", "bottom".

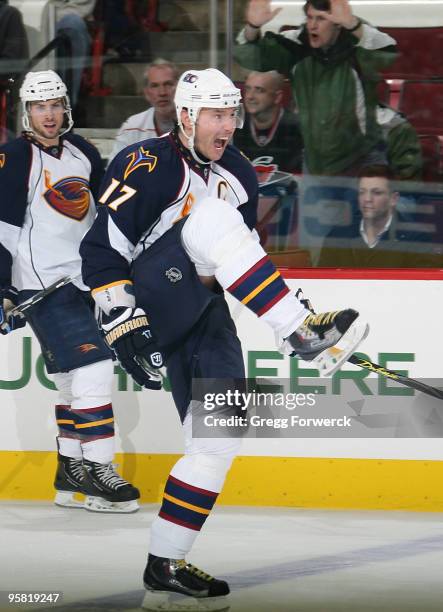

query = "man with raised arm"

[{"left": 235, "top": 0, "right": 397, "bottom": 177}]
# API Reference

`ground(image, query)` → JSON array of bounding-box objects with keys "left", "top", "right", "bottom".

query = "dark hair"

[
  {"left": 303, "top": 0, "right": 331, "bottom": 15},
  {"left": 357, "top": 165, "right": 393, "bottom": 181}
]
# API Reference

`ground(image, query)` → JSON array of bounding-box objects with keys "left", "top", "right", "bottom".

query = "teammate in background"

[
  {"left": 108, "top": 59, "right": 178, "bottom": 163},
  {"left": 0, "top": 70, "right": 143, "bottom": 513},
  {"left": 234, "top": 70, "right": 303, "bottom": 174},
  {"left": 81, "top": 68, "right": 368, "bottom": 608},
  {"left": 235, "top": 0, "right": 397, "bottom": 177}
]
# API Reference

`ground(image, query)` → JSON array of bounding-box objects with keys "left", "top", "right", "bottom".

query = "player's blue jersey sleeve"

[
  {"left": 80, "top": 138, "right": 183, "bottom": 290},
  {"left": 65, "top": 133, "right": 104, "bottom": 201},
  {"left": 0, "top": 138, "right": 31, "bottom": 286},
  {"left": 220, "top": 145, "right": 259, "bottom": 230}
]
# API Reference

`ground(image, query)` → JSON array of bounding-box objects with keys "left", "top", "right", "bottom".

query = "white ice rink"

[{"left": 1, "top": 503, "right": 443, "bottom": 612}]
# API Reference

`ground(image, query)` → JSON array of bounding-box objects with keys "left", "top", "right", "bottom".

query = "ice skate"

[
  {"left": 142, "top": 554, "right": 230, "bottom": 612},
  {"left": 54, "top": 453, "right": 85, "bottom": 509},
  {"left": 82, "top": 459, "right": 140, "bottom": 513},
  {"left": 288, "top": 309, "right": 369, "bottom": 376}
]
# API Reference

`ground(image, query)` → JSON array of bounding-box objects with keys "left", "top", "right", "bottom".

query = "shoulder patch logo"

[
  {"left": 0, "top": 153, "right": 5, "bottom": 168},
  {"left": 165, "top": 267, "right": 182, "bottom": 283},
  {"left": 124, "top": 145, "right": 158, "bottom": 180}
]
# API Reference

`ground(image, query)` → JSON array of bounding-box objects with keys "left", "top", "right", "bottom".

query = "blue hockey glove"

[
  {"left": 0, "top": 287, "right": 26, "bottom": 335},
  {"left": 100, "top": 307, "right": 163, "bottom": 390}
]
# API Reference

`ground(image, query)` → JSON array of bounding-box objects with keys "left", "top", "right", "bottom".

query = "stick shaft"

[
  {"left": 348, "top": 355, "right": 443, "bottom": 400},
  {"left": 10, "top": 276, "right": 73, "bottom": 316}
]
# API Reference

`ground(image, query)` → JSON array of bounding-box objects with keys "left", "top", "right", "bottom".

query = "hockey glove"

[
  {"left": 100, "top": 307, "right": 164, "bottom": 390},
  {"left": 0, "top": 287, "right": 26, "bottom": 335}
]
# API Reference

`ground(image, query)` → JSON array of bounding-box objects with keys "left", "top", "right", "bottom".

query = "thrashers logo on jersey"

[
  {"left": 43, "top": 171, "right": 91, "bottom": 221},
  {"left": 77, "top": 343, "right": 99, "bottom": 353},
  {"left": 124, "top": 145, "right": 158, "bottom": 180}
]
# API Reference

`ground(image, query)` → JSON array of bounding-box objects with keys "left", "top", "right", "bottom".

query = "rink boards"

[{"left": 1, "top": 272, "right": 443, "bottom": 510}]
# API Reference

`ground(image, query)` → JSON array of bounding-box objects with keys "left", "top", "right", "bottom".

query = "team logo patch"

[
  {"left": 165, "top": 267, "right": 183, "bottom": 283},
  {"left": 150, "top": 352, "right": 163, "bottom": 367},
  {"left": 0, "top": 153, "right": 5, "bottom": 168},
  {"left": 183, "top": 73, "right": 198, "bottom": 83},
  {"left": 43, "top": 171, "right": 91, "bottom": 221},
  {"left": 124, "top": 146, "right": 158, "bottom": 180},
  {"left": 77, "top": 343, "right": 99, "bottom": 353},
  {"left": 252, "top": 156, "right": 278, "bottom": 185}
]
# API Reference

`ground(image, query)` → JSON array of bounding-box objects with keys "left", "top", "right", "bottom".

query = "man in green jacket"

[
  {"left": 235, "top": 0, "right": 397, "bottom": 177},
  {"left": 376, "top": 104, "right": 423, "bottom": 181}
]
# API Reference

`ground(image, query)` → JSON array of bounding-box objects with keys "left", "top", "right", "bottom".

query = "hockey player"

[
  {"left": 80, "top": 68, "right": 369, "bottom": 609},
  {"left": 0, "top": 70, "right": 145, "bottom": 513}
]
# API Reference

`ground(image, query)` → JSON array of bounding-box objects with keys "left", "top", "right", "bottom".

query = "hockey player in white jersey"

[
  {"left": 0, "top": 70, "right": 149, "bottom": 513},
  {"left": 80, "top": 68, "right": 369, "bottom": 609}
]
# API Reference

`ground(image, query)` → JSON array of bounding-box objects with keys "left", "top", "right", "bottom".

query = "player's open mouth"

[{"left": 214, "top": 138, "right": 228, "bottom": 150}]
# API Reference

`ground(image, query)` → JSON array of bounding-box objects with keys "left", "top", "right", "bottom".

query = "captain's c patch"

[{"left": 0, "top": 153, "right": 6, "bottom": 168}]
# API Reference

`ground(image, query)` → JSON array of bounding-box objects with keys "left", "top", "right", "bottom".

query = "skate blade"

[
  {"left": 142, "top": 589, "right": 230, "bottom": 612},
  {"left": 84, "top": 496, "right": 139, "bottom": 514},
  {"left": 54, "top": 490, "right": 85, "bottom": 509},
  {"left": 313, "top": 321, "right": 370, "bottom": 377}
]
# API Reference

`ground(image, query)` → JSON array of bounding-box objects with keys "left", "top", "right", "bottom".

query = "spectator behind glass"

[
  {"left": 0, "top": 0, "right": 28, "bottom": 79},
  {"left": 377, "top": 104, "right": 423, "bottom": 182},
  {"left": 53, "top": 0, "right": 97, "bottom": 111},
  {"left": 234, "top": 70, "right": 303, "bottom": 175},
  {"left": 318, "top": 165, "right": 438, "bottom": 267},
  {"left": 235, "top": 0, "right": 397, "bottom": 177},
  {"left": 108, "top": 59, "right": 178, "bottom": 163}
]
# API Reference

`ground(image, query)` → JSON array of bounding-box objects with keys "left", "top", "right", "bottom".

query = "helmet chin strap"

[{"left": 178, "top": 114, "right": 211, "bottom": 166}]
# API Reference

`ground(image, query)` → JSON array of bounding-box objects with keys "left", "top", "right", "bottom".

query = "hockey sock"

[
  {"left": 55, "top": 406, "right": 82, "bottom": 459},
  {"left": 215, "top": 236, "right": 308, "bottom": 339},
  {"left": 71, "top": 403, "right": 115, "bottom": 464},
  {"left": 70, "top": 361, "right": 115, "bottom": 463},
  {"left": 149, "top": 453, "right": 233, "bottom": 559},
  {"left": 181, "top": 197, "right": 308, "bottom": 339}
]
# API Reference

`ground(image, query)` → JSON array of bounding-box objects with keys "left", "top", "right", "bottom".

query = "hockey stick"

[
  {"left": 9, "top": 275, "right": 74, "bottom": 317},
  {"left": 348, "top": 355, "right": 443, "bottom": 401}
]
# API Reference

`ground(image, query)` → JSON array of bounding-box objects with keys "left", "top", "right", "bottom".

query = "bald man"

[{"left": 234, "top": 70, "right": 303, "bottom": 175}]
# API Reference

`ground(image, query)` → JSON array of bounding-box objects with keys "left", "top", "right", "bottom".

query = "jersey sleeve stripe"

[{"left": 91, "top": 279, "right": 133, "bottom": 296}]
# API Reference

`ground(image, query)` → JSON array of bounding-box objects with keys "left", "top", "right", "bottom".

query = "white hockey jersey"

[
  {"left": 109, "top": 107, "right": 174, "bottom": 165},
  {"left": 0, "top": 133, "right": 103, "bottom": 291}
]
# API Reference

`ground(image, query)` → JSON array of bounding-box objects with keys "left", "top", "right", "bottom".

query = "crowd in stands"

[{"left": 2, "top": 0, "right": 443, "bottom": 268}]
